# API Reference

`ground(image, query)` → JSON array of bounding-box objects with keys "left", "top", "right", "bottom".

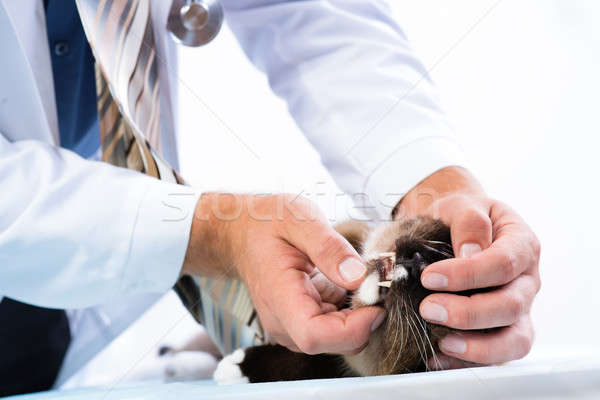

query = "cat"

[{"left": 211, "top": 216, "right": 472, "bottom": 384}]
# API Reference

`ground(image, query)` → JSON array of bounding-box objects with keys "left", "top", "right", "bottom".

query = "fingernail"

[
  {"left": 420, "top": 302, "right": 448, "bottom": 323},
  {"left": 440, "top": 335, "right": 467, "bottom": 354},
  {"left": 422, "top": 273, "right": 448, "bottom": 289},
  {"left": 460, "top": 243, "right": 482, "bottom": 258},
  {"left": 371, "top": 311, "right": 386, "bottom": 332},
  {"left": 339, "top": 258, "right": 366, "bottom": 282}
]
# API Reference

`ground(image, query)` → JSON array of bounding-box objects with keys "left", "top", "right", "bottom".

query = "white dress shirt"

[{"left": 0, "top": 0, "right": 467, "bottom": 382}]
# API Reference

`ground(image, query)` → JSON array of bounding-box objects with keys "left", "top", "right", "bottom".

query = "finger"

[
  {"left": 310, "top": 269, "right": 347, "bottom": 306},
  {"left": 320, "top": 302, "right": 337, "bottom": 313},
  {"left": 420, "top": 274, "right": 537, "bottom": 329},
  {"left": 300, "top": 306, "right": 385, "bottom": 354},
  {"left": 280, "top": 207, "right": 366, "bottom": 290},
  {"left": 340, "top": 340, "right": 370, "bottom": 356},
  {"left": 427, "top": 354, "right": 484, "bottom": 370},
  {"left": 278, "top": 276, "right": 384, "bottom": 354},
  {"left": 437, "top": 315, "right": 534, "bottom": 364},
  {"left": 272, "top": 265, "right": 384, "bottom": 354},
  {"left": 422, "top": 228, "right": 535, "bottom": 291},
  {"left": 432, "top": 195, "right": 492, "bottom": 258},
  {"left": 450, "top": 205, "right": 493, "bottom": 259}
]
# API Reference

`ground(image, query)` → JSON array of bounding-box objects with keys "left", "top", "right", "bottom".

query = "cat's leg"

[
  {"left": 158, "top": 328, "right": 221, "bottom": 359},
  {"left": 213, "top": 344, "right": 350, "bottom": 384}
]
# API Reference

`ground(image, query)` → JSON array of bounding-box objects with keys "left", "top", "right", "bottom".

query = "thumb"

[
  {"left": 282, "top": 218, "right": 367, "bottom": 291},
  {"left": 447, "top": 206, "right": 493, "bottom": 258}
]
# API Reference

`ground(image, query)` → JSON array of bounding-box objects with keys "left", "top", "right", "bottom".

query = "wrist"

[
  {"left": 393, "top": 166, "right": 485, "bottom": 219},
  {"left": 182, "top": 193, "right": 244, "bottom": 277}
]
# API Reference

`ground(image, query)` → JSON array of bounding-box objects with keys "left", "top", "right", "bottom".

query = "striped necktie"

[{"left": 75, "top": 0, "right": 263, "bottom": 356}]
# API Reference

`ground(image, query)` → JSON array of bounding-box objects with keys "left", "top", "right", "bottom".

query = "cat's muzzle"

[{"left": 374, "top": 251, "right": 427, "bottom": 297}]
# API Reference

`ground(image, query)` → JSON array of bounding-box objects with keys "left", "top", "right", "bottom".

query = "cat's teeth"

[
  {"left": 377, "top": 281, "right": 392, "bottom": 288},
  {"left": 357, "top": 272, "right": 381, "bottom": 305}
]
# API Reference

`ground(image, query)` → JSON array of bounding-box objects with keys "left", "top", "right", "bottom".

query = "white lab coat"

[{"left": 0, "top": 0, "right": 467, "bottom": 386}]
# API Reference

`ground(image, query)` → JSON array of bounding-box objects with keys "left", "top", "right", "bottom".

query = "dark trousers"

[{"left": 0, "top": 298, "right": 70, "bottom": 397}]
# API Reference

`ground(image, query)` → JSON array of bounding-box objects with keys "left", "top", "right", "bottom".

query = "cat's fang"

[{"left": 377, "top": 281, "right": 392, "bottom": 288}]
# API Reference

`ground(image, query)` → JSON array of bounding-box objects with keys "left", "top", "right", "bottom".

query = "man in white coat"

[{"left": 0, "top": 0, "right": 541, "bottom": 395}]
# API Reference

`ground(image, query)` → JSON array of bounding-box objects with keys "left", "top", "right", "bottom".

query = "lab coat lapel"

[{"left": 0, "top": 0, "right": 59, "bottom": 144}]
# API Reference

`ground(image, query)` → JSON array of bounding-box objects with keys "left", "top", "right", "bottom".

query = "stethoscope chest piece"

[{"left": 168, "top": 0, "right": 223, "bottom": 47}]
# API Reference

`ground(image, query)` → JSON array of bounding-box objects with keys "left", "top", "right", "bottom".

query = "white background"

[{"left": 69, "top": 0, "right": 600, "bottom": 387}]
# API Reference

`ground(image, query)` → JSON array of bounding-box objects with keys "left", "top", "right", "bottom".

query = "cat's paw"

[{"left": 213, "top": 348, "right": 249, "bottom": 385}]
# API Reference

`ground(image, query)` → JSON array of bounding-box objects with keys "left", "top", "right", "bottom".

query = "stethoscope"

[{"left": 167, "top": 0, "right": 223, "bottom": 47}]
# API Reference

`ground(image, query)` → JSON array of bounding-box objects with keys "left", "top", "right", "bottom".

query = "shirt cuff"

[
  {"left": 361, "top": 136, "right": 469, "bottom": 219},
  {"left": 121, "top": 179, "right": 201, "bottom": 294}
]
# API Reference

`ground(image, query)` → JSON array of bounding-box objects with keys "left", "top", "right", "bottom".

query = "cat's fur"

[{"left": 213, "top": 216, "right": 465, "bottom": 384}]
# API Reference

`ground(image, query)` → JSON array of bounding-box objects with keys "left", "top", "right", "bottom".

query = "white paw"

[{"left": 213, "top": 348, "right": 249, "bottom": 385}]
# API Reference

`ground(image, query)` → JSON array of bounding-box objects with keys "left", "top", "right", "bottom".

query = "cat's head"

[{"left": 345, "top": 216, "right": 454, "bottom": 376}]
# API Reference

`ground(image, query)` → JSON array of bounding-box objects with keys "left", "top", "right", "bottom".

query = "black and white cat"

[{"left": 211, "top": 216, "right": 470, "bottom": 384}]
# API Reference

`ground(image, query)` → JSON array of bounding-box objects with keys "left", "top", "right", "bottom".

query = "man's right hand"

[{"left": 182, "top": 193, "right": 385, "bottom": 354}]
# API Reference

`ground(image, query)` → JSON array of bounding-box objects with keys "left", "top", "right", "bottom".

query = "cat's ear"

[{"left": 213, "top": 345, "right": 348, "bottom": 383}]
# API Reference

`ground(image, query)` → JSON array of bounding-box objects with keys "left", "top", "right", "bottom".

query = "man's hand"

[
  {"left": 396, "top": 167, "right": 541, "bottom": 369},
  {"left": 182, "top": 193, "right": 385, "bottom": 355}
]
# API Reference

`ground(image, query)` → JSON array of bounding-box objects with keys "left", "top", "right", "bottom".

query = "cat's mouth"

[
  {"left": 358, "top": 240, "right": 444, "bottom": 308},
  {"left": 371, "top": 250, "right": 426, "bottom": 298}
]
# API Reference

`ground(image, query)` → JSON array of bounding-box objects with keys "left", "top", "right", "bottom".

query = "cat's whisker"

[
  {"left": 405, "top": 311, "right": 426, "bottom": 370},
  {"left": 413, "top": 318, "right": 428, "bottom": 370},
  {"left": 401, "top": 297, "right": 409, "bottom": 358},
  {"left": 410, "top": 307, "right": 430, "bottom": 371},
  {"left": 389, "top": 297, "right": 403, "bottom": 365},
  {"left": 421, "top": 243, "right": 453, "bottom": 258},
  {"left": 382, "top": 297, "right": 399, "bottom": 367},
  {"left": 424, "top": 240, "right": 453, "bottom": 248},
  {"left": 406, "top": 307, "right": 427, "bottom": 372},
  {"left": 383, "top": 296, "right": 401, "bottom": 370},
  {"left": 410, "top": 307, "right": 440, "bottom": 372},
  {"left": 401, "top": 297, "right": 427, "bottom": 371}
]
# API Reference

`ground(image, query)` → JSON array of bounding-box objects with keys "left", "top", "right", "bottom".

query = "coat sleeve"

[
  {"left": 0, "top": 135, "right": 199, "bottom": 308},
  {"left": 221, "top": 0, "right": 468, "bottom": 218}
]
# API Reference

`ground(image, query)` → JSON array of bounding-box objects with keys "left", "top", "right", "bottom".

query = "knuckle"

[
  {"left": 296, "top": 335, "right": 318, "bottom": 355},
  {"left": 457, "top": 208, "right": 490, "bottom": 233},
  {"left": 505, "top": 293, "right": 525, "bottom": 322},
  {"left": 534, "top": 275, "right": 542, "bottom": 294},
  {"left": 531, "top": 234, "right": 541, "bottom": 260},
  {"left": 513, "top": 331, "right": 533, "bottom": 359},
  {"left": 498, "top": 252, "right": 518, "bottom": 282},
  {"left": 446, "top": 193, "right": 470, "bottom": 206},
  {"left": 315, "top": 233, "right": 348, "bottom": 263},
  {"left": 470, "top": 344, "right": 490, "bottom": 364},
  {"left": 280, "top": 194, "right": 312, "bottom": 222},
  {"left": 284, "top": 194, "right": 312, "bottom": 213},
  {"left": 347, "top": 329, "right": 368, "bottom": 351},
  {"left": 356, "top": 324, "right": 372, "bottom": 347},
  {"left": 454, "top": 300, "right": 478, "bottom": 329},
  {"left": 459, "top": 265, "right": 479, "bottom": 290},
  {"left": 464, "top": 305, "right": 479, "bottom": 329}
]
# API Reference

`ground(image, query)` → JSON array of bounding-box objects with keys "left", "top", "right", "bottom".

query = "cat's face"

[{"left": 345, "top": 216, "right": 454, "bottom": 376}]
